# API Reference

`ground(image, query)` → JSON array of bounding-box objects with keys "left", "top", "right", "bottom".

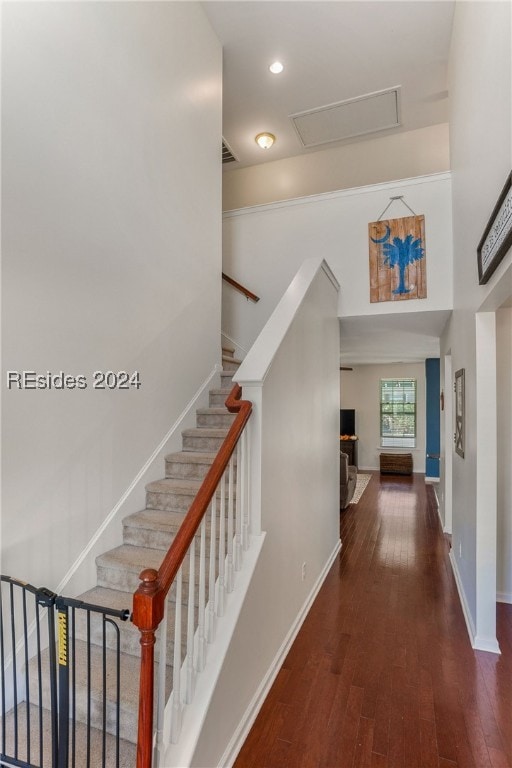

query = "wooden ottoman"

[{"left": 379, "top": 452, "right": 413, "bottom": 475}]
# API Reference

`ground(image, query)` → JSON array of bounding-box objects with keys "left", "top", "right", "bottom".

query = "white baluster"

[
  {"left": 234, "top": 440, "right": 242, "bottom": 571},
  {"left": 243, "top": 424, "right": 251, "bottom": 548},
  {"left": 241, "top": 427, "right": 249, "bottom": 551},
  {"left": 196, "top": 518, "right": 207, "bottom": 672},
  {"left": 170, "top": 567, "right": 183, "bottom": 743},
  {"left": 185, "top": 539, "right": 195, "bottom": 703},
  {"left": 217, "top": 471, "right": 226, "bottom": 617},
  {"left": 226, "top": 455, "right": 234, "bottom": 593},
  {"left": 207, "top": 496, "right": 217, "bottom": 642},
  {"left": 153, "top": 597, "right": 168, "bottom": 766}
]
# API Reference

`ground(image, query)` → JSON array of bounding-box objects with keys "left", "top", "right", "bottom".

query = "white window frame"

[{"left": 380, "top": 378, "right": 417, "bottom": 448}]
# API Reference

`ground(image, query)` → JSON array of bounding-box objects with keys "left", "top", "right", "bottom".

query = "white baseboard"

[
  {"left": 497, "top": 591, "right": 512, "bottom": 604},
  {"left": 219, "top": 538, "right": 342, "bottom": 768},
  {"left": 436, "top": 502, "right": 445, "bottom": 531},
  {"left": 449, "top": 552, "right": 500, "bottom": 654},
  {"left": 449, "top": 551, "right": 477, "bottom": 647},
  {"left": 473, "top": 634, "right": 501, "bottom": 654},
  {"left": 425, "top": 476, "right": 440, "bottom": 483}
]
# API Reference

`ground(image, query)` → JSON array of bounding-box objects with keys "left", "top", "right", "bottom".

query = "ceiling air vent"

[
  {"left": 290, "top": 86, "right": 401, "bottom": 149},
  {"left": 222, "top": 139, "right": 238, "bottom": 165}
]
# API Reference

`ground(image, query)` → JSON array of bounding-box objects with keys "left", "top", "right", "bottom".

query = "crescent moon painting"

[
  {"left": 368, "top": 215, "right": 427, "bottom": 303},
  {"left": 370, "top": 224, "right": 391, "bottom": 244}
]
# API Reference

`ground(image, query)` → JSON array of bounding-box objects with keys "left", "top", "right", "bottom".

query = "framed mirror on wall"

[{"left": 454, "top": 368, "right": 465, "bottom": 458}]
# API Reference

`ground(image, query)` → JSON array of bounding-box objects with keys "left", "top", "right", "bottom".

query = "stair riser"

[
  {"left": 220, "top": 372, "right": 235, "bottom": 387},
  {"left": 97, "top": 564, "right": 144, "bottom": 593},
  {"left": 222, "top": 359, "right": 239, "bottom": 371},
  {"left": 209, "top": 392, "right": 231, "bottom": 407},
  {"left": 182, "top": 434, "right": 226, "bottom": 452},
  {"left": 196, "top": 412, "right": 236, "bottom": 428}
]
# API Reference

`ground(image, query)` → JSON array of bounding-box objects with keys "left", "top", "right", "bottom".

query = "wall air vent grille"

[
  {"left": 290, "top": 86, "right": 401, "bottom": 148},
  {"left": 222, "top": 139, "right": 238, "bottom": 164}
]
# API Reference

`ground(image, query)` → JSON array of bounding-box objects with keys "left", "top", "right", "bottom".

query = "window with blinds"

[{"left": 380, "top": 379, "right": 416, "bottom": 448}]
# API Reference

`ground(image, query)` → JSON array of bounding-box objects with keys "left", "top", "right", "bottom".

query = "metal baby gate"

[{"left": 0, "top": 575, "right": 129, "bottom": 768}]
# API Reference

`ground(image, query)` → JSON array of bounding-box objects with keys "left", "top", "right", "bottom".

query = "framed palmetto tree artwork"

[{"left": 368, "top": 215, "right": 427, "bottom": 303}]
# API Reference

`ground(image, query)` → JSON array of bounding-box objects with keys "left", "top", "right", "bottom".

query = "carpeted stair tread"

[
  {"left": 181, "top": 428, "right": 230, "bottom": 452},
  {"left": 182, "top": 427, "right": 229, "bottom": 438},
  {"left": 164, "top": 450, "right": 218, "bottom": 464},
  {"left": 96, "top": 544, "right": 165, "bottom": 592},
  {"left": 196, "top": 404, "right": 238, "bottom": 429},
  {"left": 123, "top": 508, "right": 220, "bottom": 550},
  {"left": 146, "top": 478, "right": 203, "bottom": 495},
  {"left": 124, "top": 507, "right": 189, "bottom": 528},
  {"left": 76, "top": 585, "right": 133, "bottom": 615},
  {"left": 222, "top": 355, "right": 241, "bottom": 370},
  {"left": 97, "top": 544, "right": 202, "bottom": 593},
  {"left": 124, "top": 508, "right": 187, "bottom": 536},
  {"left": 221, "top": 354, "right": 240, "bottom": 364},
  {"left": 97, "top": 544, "right": 163, "bottom": 575}
]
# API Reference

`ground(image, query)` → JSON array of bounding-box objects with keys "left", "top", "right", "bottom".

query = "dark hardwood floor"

[{"left": 234, "top": 472, "right": 512, "bottom": 768}]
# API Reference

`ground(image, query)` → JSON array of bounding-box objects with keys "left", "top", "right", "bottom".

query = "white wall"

[
  {"left": 441, "top": 0, "right": 511, "bottom": 649},
  {"left": 191, "top": 259, "right": 340, "bottom": 766},
  {"left": 340, "top": 363, "right": 426, "bottom": 472},
  {"left": 223, "top": 173, "right": 453, "bottom": 354},
  {"left": 1, "top": 3, "right": 222, "bottom": 591},
  {"left": 223, "top": 123, "right": 450, "bottom": 210},
  {"left": 497, "top": 308, "right": 512, "bottom": 603}
]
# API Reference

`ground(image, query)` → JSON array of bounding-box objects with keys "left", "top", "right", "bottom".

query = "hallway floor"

[{"left": 234, "top": 472, "right": 512, "bottom": 767}]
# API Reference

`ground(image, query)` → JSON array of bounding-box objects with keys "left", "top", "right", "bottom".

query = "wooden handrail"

[
  {"left": 222, "top": 272, "right": 260, "bottom": 303},
  {"left": 132, "top": 384, "right": 252, "bottom": 768}
]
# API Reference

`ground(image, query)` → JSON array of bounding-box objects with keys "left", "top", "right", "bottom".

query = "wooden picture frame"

[
  {"left": 454, "top": 369, "right": 465, "bottom": 458},
  {"left": 477, "top": 172, "right": 512, "bottom": 284},
  {"left": 369, "top": 215, "right": 427, "bottom": 303}
]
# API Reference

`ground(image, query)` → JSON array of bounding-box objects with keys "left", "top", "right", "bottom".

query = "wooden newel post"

[{"left": 133, "top": 568, "right": 164, "bottom": 768}]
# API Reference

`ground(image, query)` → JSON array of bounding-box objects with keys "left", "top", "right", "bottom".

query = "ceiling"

[
  {"left": 204, "top": 1, "right": 455, "bottom": 168},
  {"left": 204, "top": 1, "right": 456, "bottom": 364},
  {"left": 339, "top": 310, "right": 452, "bottom": 366}
]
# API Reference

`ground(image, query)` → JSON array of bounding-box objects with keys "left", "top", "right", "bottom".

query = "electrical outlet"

[{"left": 301, "top": 562, "right": 307, "bottom": 581}]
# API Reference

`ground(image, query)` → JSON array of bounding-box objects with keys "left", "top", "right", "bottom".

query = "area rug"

[{"left": 350, "top": 474, "right": 371, "bottom": 504}]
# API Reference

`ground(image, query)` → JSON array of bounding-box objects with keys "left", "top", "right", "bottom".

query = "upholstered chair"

[{"left": 340, "top": 451, "right": 357, "bottom": 509}]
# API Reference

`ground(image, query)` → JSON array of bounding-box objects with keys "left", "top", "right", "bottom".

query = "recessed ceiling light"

[
  {"left": 269, "top": 61, "right": 284, "bottom": 75},
  {"left": 255, "top": 132, "right": 276, "bottom": 149}
]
